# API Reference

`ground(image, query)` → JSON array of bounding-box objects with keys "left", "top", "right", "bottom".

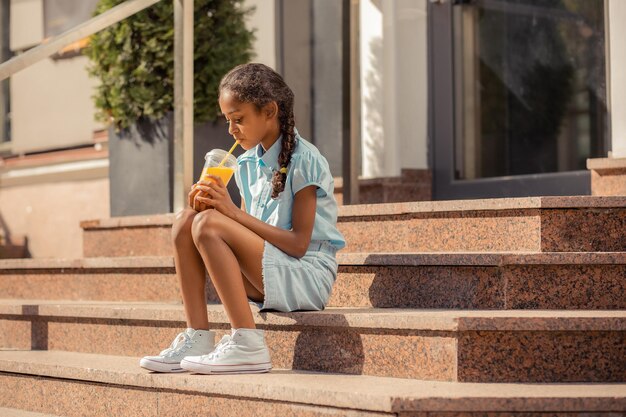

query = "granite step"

[
  {"left": 333, "top": 170, "right": 432, "bottom": 205},
  {"left": 1, "top": 351, "right": 623, "bottom": 417},
  {"left": 1, "top": 252, "right": 625, "bottom": 310},
  {"left": 1, "top": 300, "right": 624, "bottom": 383},
  {"left": 80, "top": 196, "right": 626, "bottom": 256}
]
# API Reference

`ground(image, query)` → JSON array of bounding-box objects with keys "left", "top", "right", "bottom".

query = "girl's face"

[{"left": 218, "top": 90, "right": 280, "bottom": 151}]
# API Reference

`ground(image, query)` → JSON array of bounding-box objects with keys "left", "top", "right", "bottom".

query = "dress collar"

[{"left": 256, "top": 134, "right": 282, "bottom": 171}]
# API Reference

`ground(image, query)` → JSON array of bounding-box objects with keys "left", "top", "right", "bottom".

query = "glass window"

[{"left": 453, "top": 0, "right": 607, "bottom": 180}]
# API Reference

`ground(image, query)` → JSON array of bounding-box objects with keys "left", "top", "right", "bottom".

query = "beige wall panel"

[
  {"left": 395, "top": 0, "right": 428, "bottom": 170},
  {"left": 360, "top": 0, "right": 384, "bottom": 178},
  {"left": 609, "top": 0, "right": 626, "bottom": 157},
  {"left": 361, "top": 0, "right": 429, "bottom": 178},
  {"left": 244, "top": 0, "right": 276, "bottom": 69},
  {"left": 10, "top": 0, "right": 43, "bottom": 51},
  {"left": 281, "top": 0, "right": 312, "bottom": 140},
  {"left": 11, "top": 55, "right": 104, "bottom": 154},
  {"left": 0, "top": 177, "right": 109, "bottom": 258}
]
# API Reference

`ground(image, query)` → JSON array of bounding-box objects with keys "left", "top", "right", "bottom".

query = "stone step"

[
  {"left": 1, "top": 252, "right": 624, "bottom": 309},
  {"left": 80, "top": 196, "right": 626, "bottom": 256},
  {"left": 0, "top": 351, "right": 626, "bottom": 417},
  {"left": 1, "top": 300, "right": 624, "bottom": 383},
  {"left": 1, "top": 351, "right": 623, "bottom": 417},
  {"left": 333, "top": 169, "right": 432, "bottom": 205}
]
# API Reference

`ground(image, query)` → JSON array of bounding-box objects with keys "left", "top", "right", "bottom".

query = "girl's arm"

[
  {"left": 232, "top": 185, "right": 317, "bottom": 258},
  {"left": 195, "top": 179, "right": 317, "bottom": 259}
]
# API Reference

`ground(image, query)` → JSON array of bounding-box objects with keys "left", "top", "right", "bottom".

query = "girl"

[{"left": 140, "top": 63, "right": 345, "bottom": 375}]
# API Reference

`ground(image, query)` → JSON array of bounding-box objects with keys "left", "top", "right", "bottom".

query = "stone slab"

[
  {"left": 333, "top": 170, "right": 433, "bottom": 205},
  {"left": 1, "top": 253, "right": 624, "bottom": 309},
  {"left": 80, "top": 197, "right": 626, "bottom": 229},
  {"left": 5, "top": 252, "right": 626, "bottom": 269},
  {"left": 80, "top": 196, "right": 626, "bottom": 256},
  {"left": 458, "top": 330, "right": 625, "bottom": 383},
  {"left": 2, "top": 300, "right": 625, "bottom": 331},
  {"left": 587, "top": 156, "right": 626, "bottom": 196},
  {"left": 591, "top": 168, "right": 626, "bottom": 196},
  {"left": 540, "top": 209, "right": 626, "bottom": 251},
  {"left": 0, "top": 350, "right": 624, "bottom": 414},
  {"left": 1, "top": 301, "right": 624, "bottom": 382},
  {"left": 338, "top": 210, "right": 544, "bottom": 253},
  {"left": 0, "top": 373, "right": 385, "bottom": 417},
  {"left": 587, "top": 156, "right": 626, "bottom": 170}
]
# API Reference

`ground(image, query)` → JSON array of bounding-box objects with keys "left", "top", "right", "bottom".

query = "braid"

[
  {"left": 271, "top": 104, "right": 296, "bottom": 198},
  {"left": 219, "top": 63, "right": 297, "bottom": 199}
]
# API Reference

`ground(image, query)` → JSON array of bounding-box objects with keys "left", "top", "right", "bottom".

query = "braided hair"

[{"left": 219, "top": 63, "right": 296, "bottom": 199}]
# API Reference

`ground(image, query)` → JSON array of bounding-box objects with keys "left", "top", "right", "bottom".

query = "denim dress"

[{"left": 234, "top": 131, "right": 346, "bottom": 312}]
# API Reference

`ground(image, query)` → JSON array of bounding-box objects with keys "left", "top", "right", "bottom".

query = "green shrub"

[{"left": 84, "top": 0, "right": 255, "bottom": 133}]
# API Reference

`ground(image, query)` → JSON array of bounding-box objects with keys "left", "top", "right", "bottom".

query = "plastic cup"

[{"left": 199, "top": 149, "right": 238, "bottom": 185}]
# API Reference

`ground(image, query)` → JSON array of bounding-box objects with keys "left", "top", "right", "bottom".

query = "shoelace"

[
  {"left": 203, "top": 334, "right": 232, "bottom": 359},
  {"left": 160, "top": 331, "right": 194, "bottom": 357}
]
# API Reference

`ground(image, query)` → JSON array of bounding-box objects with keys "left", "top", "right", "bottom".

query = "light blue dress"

[{"left": 234, "top": 130, "right": 346, "bottom": 312}]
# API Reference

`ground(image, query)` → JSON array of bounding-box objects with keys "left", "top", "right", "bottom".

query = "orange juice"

[{"left": 201, "top": 166, "right": 235, "bottom": 185}]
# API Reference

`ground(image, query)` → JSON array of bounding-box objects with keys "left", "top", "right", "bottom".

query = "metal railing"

[{"left": 0, "top": 0, "right": 195, "bottom": 211}]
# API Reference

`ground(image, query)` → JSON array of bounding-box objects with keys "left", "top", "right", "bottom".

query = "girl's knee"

[
  {"left": 191, "top": 209, "right": 224, "bottom": 244},
  {"left": 171, "top": 208, "right": 197, "bottom": 245}
]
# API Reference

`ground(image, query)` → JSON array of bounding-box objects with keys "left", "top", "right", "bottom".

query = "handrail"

[{"left": 0, "top": 0, "right": 162, "bottom": 81}]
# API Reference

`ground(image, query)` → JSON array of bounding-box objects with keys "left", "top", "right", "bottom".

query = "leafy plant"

[{"left": 84, "top": 0, "right": 255, "bottom": 132}]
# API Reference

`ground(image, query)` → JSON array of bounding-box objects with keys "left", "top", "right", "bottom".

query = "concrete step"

[
  {"left": 1, "top": 252, "right": 625, "bottom": 309},
  {"left": 80, "top": 196, "right": 626, "bottom": 256},
  {"left": 1, "top": 300, "right": 624, "bottom": 383},
  {"left": 1, "top": 351, "right": 623, "bottom": 417}
]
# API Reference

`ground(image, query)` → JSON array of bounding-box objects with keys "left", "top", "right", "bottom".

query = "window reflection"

[{"left": 453, "top": 0, "right": 607, "bottom": 180}]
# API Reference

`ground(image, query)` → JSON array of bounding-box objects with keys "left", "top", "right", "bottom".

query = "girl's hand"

[
  {"left": 188, "top": 183, "right": 210, "bottom": 212},
  {"left": 193, "top": 176, "right": 239, "bottom": 219}
]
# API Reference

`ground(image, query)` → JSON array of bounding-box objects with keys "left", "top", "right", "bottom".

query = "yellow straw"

[{"left": 217, "top": 140, "right": 240, "bottom": 168}]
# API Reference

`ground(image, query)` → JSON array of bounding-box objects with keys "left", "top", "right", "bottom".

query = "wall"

[
  {"left": 608, "top": 0, "right": 626, "bottom": 158},
  {"left": 311, "top": 0, "right": 343, "bottom": 176},
  {"left": 360, "top": 0, "right": 428, "bottom": 178},
  {"left": 281, "top": 0, "right": 312, "bottom": 141},
  {"left": 245, "top": 0, "right": 277, "bottom": 69},
  {"left": 0, "top": 174, "right": 109, "bottom": 258},
  {"left": 394, "top": 0, "right": 428, "bottom": 173},
  {"left": 9, "top": 0, "right": 43, "bottom": 51},
  {"left": 9, "top": 0, "right": 104, "bottom": 154},
  {"left": 11, "top": 55, "right": 104, "bottom": 154}
]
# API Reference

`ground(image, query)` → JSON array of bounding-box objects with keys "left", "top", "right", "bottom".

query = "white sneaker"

[
  {"left": 139, "top": 328, "right": 215, "bottom": 373},
  {"left": 180, "top": 328, "right": 272, "bottom": 374}
]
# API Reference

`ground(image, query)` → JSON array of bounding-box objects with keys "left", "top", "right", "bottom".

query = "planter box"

[{"left": 108, "top": 112, "right": 242, "bottom": 216}]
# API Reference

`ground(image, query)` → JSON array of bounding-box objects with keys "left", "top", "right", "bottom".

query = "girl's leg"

[
  {"left": 190, "top": 209, "right": 265, "bottom": 330},
  {"left": 171, "top": 208, "right": 211, "bottom": 330}
]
